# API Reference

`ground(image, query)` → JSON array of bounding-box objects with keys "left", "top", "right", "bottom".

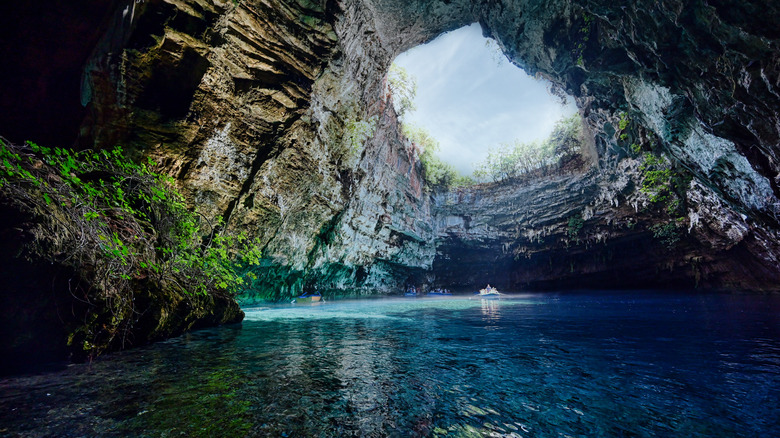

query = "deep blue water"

[{"left": 1, "top": 292, "right": 780, "bottom": 437}]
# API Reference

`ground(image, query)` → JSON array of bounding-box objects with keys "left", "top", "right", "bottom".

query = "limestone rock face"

[
  {"left": 79, "top": 0, "right": 437, "bottom": 299},
  {"left": 74, "top": 0, "right": 780, "bottom": 293},
  {"left": 432, "top": 157, "right": 780, "bottom": 291},
  {"left": 5, "top": 0, "right": 780, "bottom": 372},
  {"left": 352, "top": 0, "right": 780, "bottom": 291},
  {"left": 3, "top": 0, "right": 780, "bottom": 303},
  {"left": 366, "top": 0, "right": 780, "bottom": 213}
]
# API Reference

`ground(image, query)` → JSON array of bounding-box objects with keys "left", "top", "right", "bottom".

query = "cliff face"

[
  {"left": 334, "top": 0, "right": 780, "bottom": 292},
  {"left": 421, "top": 0, "right": 780, "bottom": 291},
  {"left": 2, "top": 0, "right": 780, "bottom": 309},
  {"left": 432, "top": 156, "right": 780, "bottom": 291},
  {"left": 77, "top": 0, "right": 436, "bottom": 299}
]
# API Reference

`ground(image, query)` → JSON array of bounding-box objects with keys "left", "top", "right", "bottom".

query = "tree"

[
  {"left": 387, "top": 64, "right": 417, "bottom": 118},
  {"left": 473, "top": 114, "right": 583, "bottom": 182},
  {"left": 388, "top": 65, "right": 472, "bottom": 189},
  {"left": 402, "top": 124, "right": 467, "bottom": 189},
  {"left": 548, "top": 113, "right": 583, "bottom": 158}
]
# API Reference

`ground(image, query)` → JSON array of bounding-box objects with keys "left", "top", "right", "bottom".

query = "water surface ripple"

[{"left": 1, "top": 292, "right": 779, "bottom": 437}]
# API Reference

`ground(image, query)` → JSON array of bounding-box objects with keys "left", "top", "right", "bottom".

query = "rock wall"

[
  {"left": 1, "top": 0, "right": 780, "bottom": 373},
  {"left": 3, "top": 0, "right": 780, "bottom": 306},
  {"left": 358, "top": 0, "right": 780, "bottom": 291},
  {"left": 78, "top": 0, "right": 437, "bottom": 300},
  {"left": 432, "top": 149, "right": 780, "bottom": 291},
  {"left": 5, "top": 0, "right": 780, "bottom": 373}
]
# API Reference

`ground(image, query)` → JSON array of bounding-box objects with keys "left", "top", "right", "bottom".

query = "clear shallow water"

[{"left": 1, "top": 292, "right": 779, "bottom": 437}]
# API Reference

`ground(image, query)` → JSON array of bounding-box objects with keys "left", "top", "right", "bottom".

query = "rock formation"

[
  {"left": 76, "top": 0, "right": 780, "bottom": 294},
  {"left": 1, "top": 0, "right": 780, "bottom": 367},
  {"left": 425, "top": 0, "right": 780, "bottom": 291},
  {"left": 75, "top": 0, "right": 439, "bottom": 300}
]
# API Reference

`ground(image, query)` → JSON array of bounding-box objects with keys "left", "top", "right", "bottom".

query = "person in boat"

[{"left": 481, "top": 284, "right": 498, "bottom": 294}]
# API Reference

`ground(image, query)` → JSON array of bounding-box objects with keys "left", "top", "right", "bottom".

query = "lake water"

[{"left": 1, "top": 292, "right": 779, "bottom": 437}]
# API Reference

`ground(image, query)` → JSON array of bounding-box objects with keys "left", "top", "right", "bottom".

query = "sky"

[{"left": 392, "top": 23, "right": 577, "bottom": 177}]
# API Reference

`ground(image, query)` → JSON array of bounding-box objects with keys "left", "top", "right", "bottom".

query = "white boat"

[{"left": 477, "top": 286, "right": 500, "bottom": 298}]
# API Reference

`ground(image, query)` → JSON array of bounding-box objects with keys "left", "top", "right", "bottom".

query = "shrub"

[
  {"left": 402, "top": 124, "right": 468, "bottom": 189},
  {"left": 387, "top": 64, "right": 417, "bottom": 118},
  {"left": 639, "top": 152, "right": 673, "bottom": 203},
  {"left": 650, "top": 221, "right": 682, "bottom": 249},
  {"left": 1, "top": 139, "right": 261, "bottom": 295},
  {"left": 567, "top": 213, "right": 584, "bottom": 239},
  {"left": 639, "top": 152, "right": 691, "bottom": 216},
  {"left": 474, "top": 114, "right": 583, "bottom": 182},
  {"left": 0, "top": 138, "right": 261, "bottom": 356}
]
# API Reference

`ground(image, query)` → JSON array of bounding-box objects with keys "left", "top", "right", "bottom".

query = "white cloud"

[{"left": 393, "top": 23, "right": 577, "bottom": 176}]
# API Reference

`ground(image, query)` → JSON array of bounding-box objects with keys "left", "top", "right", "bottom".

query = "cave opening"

[
  {"left": 2, "top": 5, "right": 780, "bottom": 432},
  {"left": 389, "top": 23, "right": 579, "bottom": 181},
  {"left": 384, "top": 24, "right": 600, "bottom": 292}
]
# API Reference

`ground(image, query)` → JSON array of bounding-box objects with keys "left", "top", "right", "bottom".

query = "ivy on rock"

[{"left": 0, "top": 138, "right": 261, "bottom": 358}]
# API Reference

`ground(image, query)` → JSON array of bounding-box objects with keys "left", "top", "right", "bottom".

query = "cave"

[
  {"left": 0, "top": 0, "right": 779, "bottom": 355},
  {"left": 2, "top": 0, "right": 778, "bottom": 298},
  {"left": 2, "top": 0, "right": 780, "bottom": 434},
  {"left": 349, "top": 0, "right": 779, "bottom": 293},
  {"left": 0, "top": 0, "right": 778, "bottom": 330},
  {"left": 392, "top": 22, "right": 591, "bottom": 292}
]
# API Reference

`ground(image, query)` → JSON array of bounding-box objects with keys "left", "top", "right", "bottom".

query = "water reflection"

[
  {"left": 480, "top": 298, "right": 501, "bottom": 321},
  {"left": 1, "top": 294, "right": 779, "bottom": 437}
]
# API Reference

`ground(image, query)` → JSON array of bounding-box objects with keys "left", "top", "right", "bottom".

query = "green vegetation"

[
  {"left": 387, "top": 64, "right": 417, "bottom": 118},
  {"left": 618, "top": 112, "right": 630, "bottom": 140},
  {"left": 473, "top": 114, "right": 583, "bottom": 182},
  {"left": 639, "top": 151, "right": 691, "bottom": 214},
  {"left": 403, "top": 124, "right": 472, "bottom": 189},
  {"left": 618, "top": 112, "right": 630, "bottom": 133},
  {"left": 615, "top": 111, "right": 691, "bottom": 249},
  {"left": 341, "top": 114, "right": 378, "bottom": 167},
  {"left": 1, "top": 139, "right": 261, "bottom": 295},
  {"left": 0, "top": 138, "right": 261, "bottom": 356},
  {"left": 574, "top": 12, "right": 593, "bottom": 66},
  {"left": 567, "top": 212, "right": 585, "bottom": 239},
  {"left": 616, "top": 112, "right": 642, "bottom": 154},
  {"left": 386, "top": 64, "right": 583, "bottom": 191},
  {"left": 650, "top": 221, "right": 683, "bottom": 250},
  {"left": 639, "top": 152, "right": 674, "bottom": 204},
  {"left": 636, "top": 150, "right": 693, "bottom": 248},
  {"left": 386, "top": 64, "right": 472, "bottom": 190}
]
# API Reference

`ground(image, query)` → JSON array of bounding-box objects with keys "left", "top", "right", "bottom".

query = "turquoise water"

[{"left": 1, "top": 292, "right": 779, "bottom": 437}]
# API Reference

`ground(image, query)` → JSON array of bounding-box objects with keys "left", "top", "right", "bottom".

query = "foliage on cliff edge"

[
  {"left": 0, "top": 139, "right": 260, "bottom": 359},
  {"left": 474, "top": 114, "right": 584, "bottom": 182}
]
